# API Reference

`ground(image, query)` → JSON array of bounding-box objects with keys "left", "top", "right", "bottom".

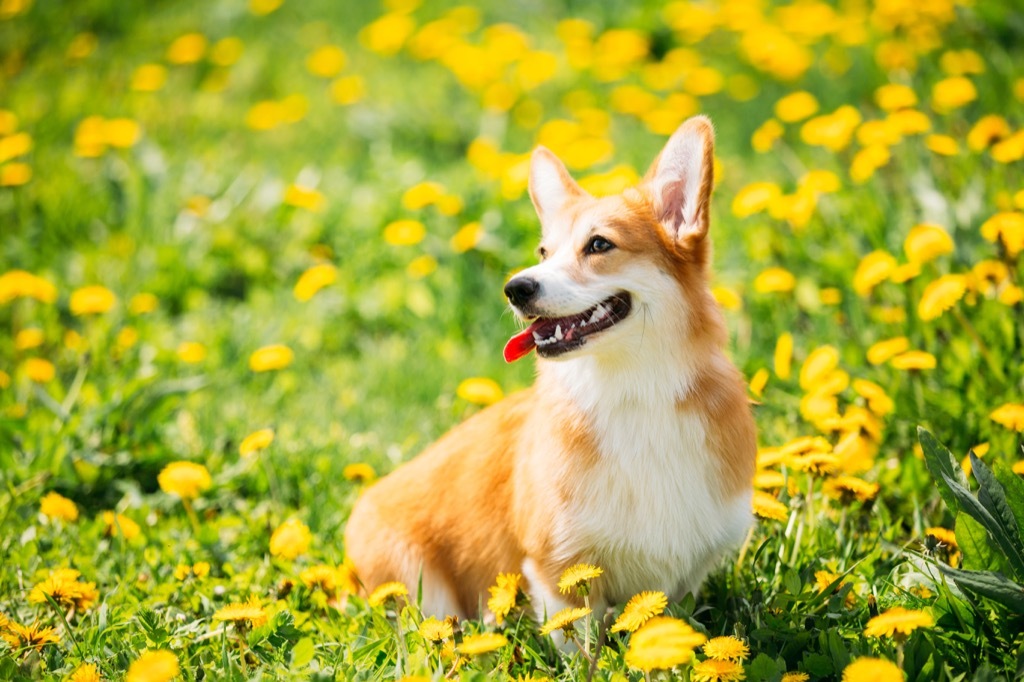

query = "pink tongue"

[{"left": 503, "top": 324, "right": 539, "bottom": 363}]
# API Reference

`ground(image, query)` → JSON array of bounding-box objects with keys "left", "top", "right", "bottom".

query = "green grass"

[{"left": 2, "top": 0, "right": 1023, "bottom": 679}]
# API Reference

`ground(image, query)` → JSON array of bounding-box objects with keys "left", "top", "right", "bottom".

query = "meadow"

[{"left": 1, "top": 0, "right": 1024, "bottom": 679}]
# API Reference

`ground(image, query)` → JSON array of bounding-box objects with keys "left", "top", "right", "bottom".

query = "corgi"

[{"left": 344, "top": 115, "right": 757, "bottom": 620}]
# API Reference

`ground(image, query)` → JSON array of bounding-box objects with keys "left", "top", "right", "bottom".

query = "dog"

[{"left": 344, "top": 115, "right": 757, "bottom": 620}]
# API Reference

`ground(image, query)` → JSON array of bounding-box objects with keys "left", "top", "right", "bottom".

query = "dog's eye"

[{"left": 585, "top": 236, "right": 615, "bottom": 255}]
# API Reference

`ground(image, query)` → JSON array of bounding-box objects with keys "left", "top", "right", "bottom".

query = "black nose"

[{"left": 504, "top": 277, "right": 539, "bottom": 307}]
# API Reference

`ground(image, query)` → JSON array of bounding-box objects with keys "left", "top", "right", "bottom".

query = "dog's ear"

[
  {"left": 644, "top": 115, "right": 715, "bottom": 243},
  {"left": 529, "top": 146, "right": 585, "bottom": 222}
]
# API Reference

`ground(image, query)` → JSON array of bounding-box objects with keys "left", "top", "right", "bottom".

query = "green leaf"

[
  {"left": 941, "top": 472, "right": 1024, "bottom": 582},
  {"left": 971, "top": 453, "right": 1024, "bottom": 564},
  {"left": 919, "top": 427, "right": 969, "bottom": 516},
  {"left": 938, "top": 565, "right": 1024, "bottom": 612},
  {"left": 290, "top": 637, "right": 315, "bottom": 670},
  {"left": 956, "top": 513, "right": 1007, "bottom": 574},
  {"left": 746, "top": 653, "right": 785, "bottom": 682},
  {"left": 992, "top": 459, "right": 1024, "bottom": 547}
]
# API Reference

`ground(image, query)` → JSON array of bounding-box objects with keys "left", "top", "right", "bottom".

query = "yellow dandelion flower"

[
  {"left": 753, "top": 491, "right": 789, "bottom": 521},
  {"left": 799, "top": 346, "right": 839, "bottom": 391},
  {"left": 749, "top": 368, "right": 769, "bottom": 397},
  {"left": 800, "top": 106, "right": 861, "bottom": 152},
  {"left": 980, "top": 212, "right": 1024, "bottom": 257},
  {"left": 239, "top": 428, "right": 274, "bottom": 457},
  {"left": 283, "top": 184, "right": 325, "bottom": 212},
  {"left": 173, "top": 564, "right": 191, "bottom": 581},
  {"left": 214, "top": 595, "right": 268, "bottom": 626},
  {"left": 70, "top": 285, "right": 116, "bottom": 315},
  {"left": 753, "top": 267, "right": 795, "bottom": 294},
  {"left": 850, "top": 145, "right": 890, "bottom": 184},
  {"left": 540, "top": 606, "right": 591, "bottom": 636},
  {"left": 692, "top": 658, "right": 746, "bottom": 681},
  {"left": 624, "top": 616, "right": 706, "bottom": 672},
  {"left": 875, "top": 83, "right": 917, "bottom": 112},
  {"left": 866, "top": 337, "right": 909, "bottom": 365},
  {"left": 967, "top": 115, "right": 1009, "bottom": 151},
  {"left": 458, "top": 632, "right": 508, "bottom": 656},
  {"left": 402, "top": 181, "right": 446, "bottom": 210},
  {"left": 176, "top": 341, "right": 206, "bottom": 364},
  {"left": 249, "top": 0, "right": 283, "bottom": 15},
  {"left": 102, "top": 511, "right": 141, "bottom": 540},
  {"left": 451, "top": 221, "right": 484, "bottom": 253},
  {"left": 904, "top": 224, "right": 953, "bottom": 264},
  {"left": 419, "top": 616, "right": 453, "bottom": 642},
  {"left": 611, "top": 590, "right": 668, "bottom": 633},
  {"left": 487, "top": 572, "right": 521, "bottom": 625},
  {"left": 702, "top": 635, "right": 750, "bottom": 662},
  {"left": 751, "top": 118, "right": 784, "bottom": 153},
  {"left": 330, "top": 75, "right": 366, "bottom": 106},
  {"left": 792, "top": 452, "right": 840, "bottom": 476},
  {"left": 557, "top": 563, "right": 603, "bottom": 594},
  {"left": 773, "top": 333, "right": 794, "bottom": 380},
  {"left": 932, "top": 77, "right": 977, "bottom": 112},
  {"left": 158, "top": 461, "right": 212, "bottom": 500},
  {"left": 293, "top": 263, "right": 336, "bottom": 302},
  {"left": 1012, "top": 461, "right": 1024, "bottom": 475},
  {"left": 824, "top": 476, "right": 880, "bottom": 503},
  {"left": 368, "top": 581, "right": 408, "bottom": 607},
  {"left": 6, "top": 621, "right": 60, "bottom": 649},
  {"left": 814, "top": 570, "right": 844, "bottom": 593},
  {"left": 131, "top": 62, "right": 168, "bottom": 92},
  {"left": 306, "top": 45, "right": 347, "bottom": 78},
  {"left": 29, "top": 568, "right": 98, "bottom": 610},
  {"left": 343, "top": 462, "right": 377, "bottom": 484},
  {"left": 129, "top": 293, "right": 158, "bottom": 314},
  {"left": 359, "top": 12, "right": 416, "bottom": 56},
  {"left": 925, "top": 527, "right": 957, "bottom": 549},
  {"left": 192, "top": 562, "right": 210, "bottom": 579},
  {"left": 990, "top": 403, "right": 1024, "bottom": 431},
  {"left": 24, "top": 358, "right": 55, "bottom": 383},
  {"left": 40, "top": 491, "right": 78, "bottom": 522},
  {"left": 890, "top": 351, "right": 936, "bottom": 370},
  {"left": 754, "top": 470, "right": 785, "bottom": 490},
  {"left": 842, "top": 657, "right": 904, "bottom": 682},
  {"left": 383, "top": 219, "right": 426, "bottom": 246},
  {"left": 731, "top": 182, "right": 782, "bottom": 218},
  {"left": 249, "top": 344, "right": 294, "bottom": 372},
  {"left": 918, "top": 274, "right": 967, "bottom": 321},
  {"left": 270, "top": 518, "right": 312, "bottom": 559},
  {"left": 864, "top": 607, "right": 934, "bottom": 637},
  {"left": 456, "top": 377, "right": 504, "bottom": 405},
  {"left": 774, "top": 91, "right": 819, "bottom": 123},
  {"left": 712, "top": 286, "right": 742, "bottom": 312},
  {"left": 0, "top": 270, "right": 57, "bottom": 304},
  {"left": 167, "top": 32, "right": 206, "bottom": 64},
  {"left": 69, "top": 663, "right": 102, "bottom": 682},
  {"left": 853, "top": 250, "right": 897, "bottom": 296},
  {"left": 992, "top": 130, "right": 1024, "bottom": 163},
  {"left": 782, "top": 673, "right": 810, "bottom": 682},
  {"left": 0, "top": 162, "right": 31, "bottom": 186},
  {"left": 210, "top": 37, "right": 244, "bottom": 66},
  {"left": 104, "top": 119, "right": 141, "bottom": 149},
  {"left": 126, "top": 650, "right": 179, "bottom": 682},
  {"left": 300, "top": 565, "right": 338, "bottom": 595},
  {"left": 887, "top": 109, "right": 931, "bottom": 135}
]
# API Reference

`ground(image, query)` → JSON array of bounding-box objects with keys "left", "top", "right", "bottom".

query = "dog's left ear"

[{"left": 644, "top": 115, "right": 715, "bottom": 243}]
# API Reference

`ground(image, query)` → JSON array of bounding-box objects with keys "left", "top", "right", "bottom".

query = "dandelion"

[
  {"left": 40, "top": 491, "right": 78, "bottom": 522},
  {"left": 875, "top": 83, "right": 917, "bottom": 111},
  {"left": 864, "top": 607, "right": 934, "bottom": 638},
  {"left": 853, "top": 250, "right": 897, "bottom": 296},
  {"left": 702, "top": 636, "right": 750, "bottom": 662},
  {"left": 173, "top": 564, "right": 191, "bottom": 581},
  {"left": 214, "top": 595, "right": 268, "bottom": 627},
  {"left": 918, "top": 275, "right": 966, "bottom": 321},
  {"left": 751, "top": 118, "right": 784, "bottom": 152},
  {"left": 383, "top": 219, "right": 426, "bottom": 246},
  {"left": 69, "top": 663, "right": 102, "bottom": 682},
  {"left": 731, "top": 182, "right": 781, "bottom": 218},
  {"left": 210, "top": 37, "right": 244, "bottom": 66},
  {"left": 557, "top": 563, "right": 603, "bottom": 595},
  {"left": 456, "top": 377, "right": 503, "bottom": 405},
  {"left": 753, "top": 268, "right": 795, "bottom": 294},
  {"left": 343, "top": 462, "right": 377, "bottom": 484},
  {"left": 129, "top": 293, "right": 158, "bottom": 314},
  {"left": 539, "top": 606, "right": 591, "bottom": 636},
  {"left": 457, "top": 632, "right": 508, "bottom": 656},
  {"left": 24, "top": 358, "right": 55, "bottom": 383},
  {"left": 749, "top": 368, "right": 769, "bottom": 397},
  {"left": 850, "top": 145, "right": 890, "bottom": 183},
  {"left": 283, "top": 184, "right": 325, "bottom": 212},
  {"left": 102, "top": 511, "right": 141, "bottom": 540},
  {"left": 867, "top": 337, "right": 909, "bottom": 365},
  {"left": 1, "top": 163, "right": 31, "bottom": 186},
  {"left": 368, "top": 581, "right": 408, "bottom": 607},
  {"left": 292, "top": 263, "right": 336, "bottom": 302},
  {"left": 29, "top": 568, "right": 98, "bottom": 611},
  {"left": 70, "top": 285, "right": 116, "bottom": 315},
  {"left": 0, "top": 270, "right": 57, "bottom": 304},
  {"left": 176, "top": 341, "right": 206, "bottom": 364},
  {"left": 624, "top": 616, "right": 707, "bottom": 672},
  {"left": 782, "top": 673, "right": 810, "bottom": 682},
  {"left": 419, "top": 616, "right": 453, "bottom": 642},
  {"left": 842, "top": 657, "right": 904, "bottom": 681},
  {"left": 904, "top": 224, "right": 954, "bottom": 264},
  {"left": 990, "top": 403, "right": 1024, "bottom": 431},
  {"left": 359, "top": 12, "right": 416, "bottom": 56},
  {"left": 239, "top": 428, "right": 274, "bottom": 457},
  {"left": 753, "top": 491, "right": 789, "bottom": 521},
  {"left": 692, "top": 658, "right": 746, "bottom": 681},
  {"left": 890, "top": 350, "right": 936, "bottom": 370},
  {"left": 926, "top": 134, "right": 959, "bottom": 155},
  {"left": 126, "top": 650, "right": 180, "bottom": 682},
  {"left": 104, "top": 119, "right": 141, "bottom": 148},
  {"left": 249, "top": 0, "right": 282, "bottom": 15},
  {"left": 158, "top": 461, "right": 211, "bottom": 500},
  {"left": 932, "top": 77, "right": 976, "bottom": 112},
  {"left": 306, "top": 45, "right": 347, "bottom": 78},
  {"left": 487, "top": 572, "right": 521, "bottom": 625},
  {"left": 192, "top": 562, "right": 210, "bottom": 579},
  {"left": 774, "top": 91, "right": 819, "bottom": 122},
  {"left": 774, "top": 333, "right": 794, "bottom": 380},
  {"left": 330, "top": 75, "right": 365, "bottom": 105},
  {"left": 5, "top": 621, "right": 60, "bottom": 649},
  {"left": 249, "top": 344, "right": 294, "bottom": 372},
  {"left": 967, "top": 115, "right": 1009, "bottom": 151},
  {"left": 611, "top": 590, "right": 668, "bottom": 633},
  {"left": 270, "top": 518, "right": 312, "bottom": 559},
  {"left": 980, "top": 212, "right": 1024, "bottom": 257},
  {"left": 824, "top": 476, "right": 880, "bottom": 503},
  {"left": 814, "top": 570, "right": 844, "bottom": 593}
]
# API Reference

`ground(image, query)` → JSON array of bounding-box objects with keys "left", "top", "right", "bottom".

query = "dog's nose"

[{"left": 504, "top": 277, "right": 539, "bottom": 307}]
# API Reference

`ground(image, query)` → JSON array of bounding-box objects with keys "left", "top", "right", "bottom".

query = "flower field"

[{"left": 2, "top": 0, "right": 1024, "bottom": 679}]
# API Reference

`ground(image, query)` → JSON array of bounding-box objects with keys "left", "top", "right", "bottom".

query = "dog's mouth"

[{"left": 503, "top": 292, "right": 633, "bottom": 363}]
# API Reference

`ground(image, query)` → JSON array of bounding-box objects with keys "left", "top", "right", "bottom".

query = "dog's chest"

[{"left": 561, "top": 402, "right": 746, "bottom": 600}]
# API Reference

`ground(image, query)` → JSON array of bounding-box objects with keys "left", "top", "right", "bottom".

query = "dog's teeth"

[
  {"left": 597, "top": 304, "right": 608, "bottom": 319},
  {"left": 533, "top": 331, "right": 543, "bottom": 343},
  {"left": 554, "top": 325, "right": 564, "bottom": 341}
]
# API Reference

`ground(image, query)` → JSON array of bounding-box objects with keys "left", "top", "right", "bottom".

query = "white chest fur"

[{"left": 547, "top": 359, "right": 752, "bottom": 603}]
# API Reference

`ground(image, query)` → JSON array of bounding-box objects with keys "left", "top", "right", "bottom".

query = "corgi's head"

[{"left": 503, "top": 115, "right": 723, "bottom": 364}]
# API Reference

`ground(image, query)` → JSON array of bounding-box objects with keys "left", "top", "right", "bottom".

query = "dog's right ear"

[{"left": 528, "top": 146, "right": 585, "bottom": 221}]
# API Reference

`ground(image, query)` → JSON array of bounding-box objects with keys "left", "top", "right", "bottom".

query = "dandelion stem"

[
  {"left": 583, "top": 593, "right": 591, "bottom": 653},
  {"left": 181, "top": 497, "right": 202, "bottom": 537}
]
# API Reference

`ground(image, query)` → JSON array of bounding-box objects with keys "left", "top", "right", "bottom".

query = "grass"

[{"left": 1, "top": 0, "right": 1023, "bottom": 679}]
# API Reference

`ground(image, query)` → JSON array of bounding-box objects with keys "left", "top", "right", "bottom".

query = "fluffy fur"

[{"left": 344, "top": 115, "right": 757, "bottom": 618}]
